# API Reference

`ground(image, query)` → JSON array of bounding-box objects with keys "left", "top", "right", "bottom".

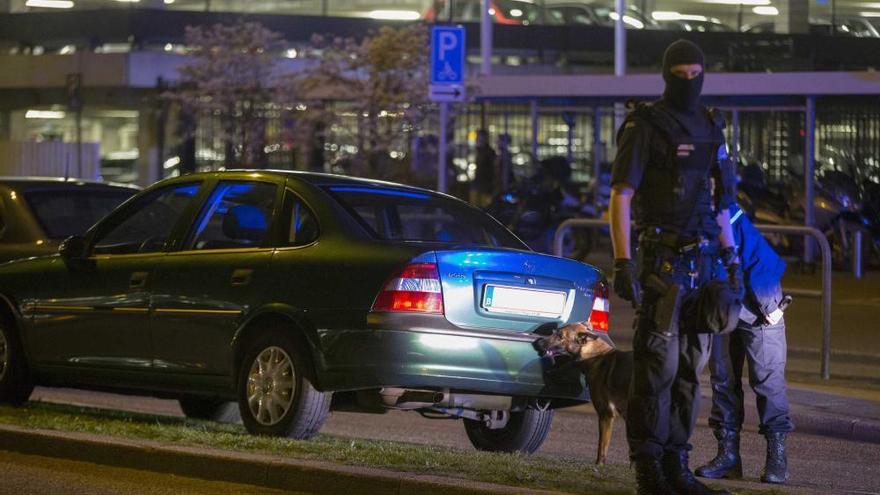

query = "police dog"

[{"left": 537, "top": 322, "right": 633, "bottom": 464}]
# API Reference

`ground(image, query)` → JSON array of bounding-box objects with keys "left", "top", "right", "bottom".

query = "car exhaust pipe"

[
  {"left": 378, "top": 387, "right": 513, "bottom": 411},
  {"left": 379, "top": 388, "right": 444, "bottom": 409}
]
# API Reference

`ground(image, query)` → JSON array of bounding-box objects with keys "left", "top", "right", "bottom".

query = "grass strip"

[{"left": 0, "top": 401, "right": 780, "bottom": 495}]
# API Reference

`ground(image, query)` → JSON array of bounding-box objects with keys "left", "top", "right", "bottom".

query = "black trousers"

[
  {"left": 626, "top": 246, "right": 721, "bottom": 460},
  {"left": 708, "top": 317, "right": 794, "bottom": 436}
]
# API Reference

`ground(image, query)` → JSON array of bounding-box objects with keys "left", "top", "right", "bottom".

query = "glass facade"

[
  {"left": 4, "top": 0, "right": 880, "bottom": 38},
  {"left": 8, "top": 107, "right": 140, "bottom": 182}
]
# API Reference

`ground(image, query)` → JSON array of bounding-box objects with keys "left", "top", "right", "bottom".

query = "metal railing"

[{"left": 553, "top": 219, "right": 833, "bottom": 379}]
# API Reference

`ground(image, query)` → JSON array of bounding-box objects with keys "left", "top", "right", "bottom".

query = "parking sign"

[{"left": 430, "top": 26, "right": 465, "bottom": 102}]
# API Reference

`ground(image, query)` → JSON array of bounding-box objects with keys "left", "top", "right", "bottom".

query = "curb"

[
  {"left": 790, "top": 410, "right": 880, "bottom": 444},
  {"left": 784, "top": 398, "right": 880, "bottom": 444},
  {"left": 0, "top": 425, "right": 568, "bottom": 495}
]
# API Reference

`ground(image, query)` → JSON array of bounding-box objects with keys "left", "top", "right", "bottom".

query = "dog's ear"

[{"left": 533, "top": 323, "right": 557, "bottom": 336}]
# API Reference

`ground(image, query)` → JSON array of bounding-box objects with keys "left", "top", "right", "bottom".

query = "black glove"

[
  {"left": 612, "top": 258, "right": 642, "bottom": 306},
  {"left": 720, "top": 246, "right": 745, "bottom": 299}
]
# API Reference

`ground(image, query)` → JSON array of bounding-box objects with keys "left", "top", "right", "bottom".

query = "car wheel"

[
  {"left": 463, "top": 407, "right": 554, "bottom": 454},
  {"left": 237, "top": 331, "right": 330, "bottom": 439},
  {"left": 0, "top": 320, "right": 34, "bottom": 406},
  {"left": 179, "top": 397, "right": 241, "bottom": 423}
]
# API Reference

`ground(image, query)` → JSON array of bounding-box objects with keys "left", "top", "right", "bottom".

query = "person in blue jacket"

[{"left": 696, "top": 203, "right": 794, "bottom": 484}]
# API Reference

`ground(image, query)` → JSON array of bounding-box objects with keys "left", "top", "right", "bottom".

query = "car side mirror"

[{"left": 59, "top": 235, "right": 87, "bottom": 261}]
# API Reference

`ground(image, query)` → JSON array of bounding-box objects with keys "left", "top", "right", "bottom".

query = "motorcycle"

[{"left": 486, "top": 156, "right": 595, "bottom": 260}]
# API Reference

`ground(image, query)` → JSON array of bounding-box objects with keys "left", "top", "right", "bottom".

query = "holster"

[{"left": 645, "top": 273, "right": 682, "bottom": 339}]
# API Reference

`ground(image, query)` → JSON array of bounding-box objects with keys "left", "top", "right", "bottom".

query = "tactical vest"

[{"left": 620, "top": 101, "right": 726, "bottom": 237}]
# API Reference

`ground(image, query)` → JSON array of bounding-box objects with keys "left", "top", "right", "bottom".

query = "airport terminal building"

[{"left": 1, "top": 0, "right": 879, "bottom": 190}]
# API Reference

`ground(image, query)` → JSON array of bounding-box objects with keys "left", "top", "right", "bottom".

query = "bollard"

[{"left": 853, "top": 229, "right": 863, "bottom": 279}]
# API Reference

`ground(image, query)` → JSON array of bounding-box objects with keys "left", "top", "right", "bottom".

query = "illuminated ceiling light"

[
  {"left": 698, "top": 0, "right": 769, "bottom": 4},
  {"left": 285, "top": 48, "right": 298, "bottom": 58},
  {"left": 860, "top": 11, "right": 880, "bottom": 17},
  {"left": 510, "top": 8, "right": 523, "bottom": 17},
  {"left": 753, "top": 6, "right": 779, "bottom": 15},
  {"left": 59, "top": 45, "right": 75, "bottom": 54},
  {"left": 652, "top": 11, "right": 682, "bottom": 20},
  {"left": 488, "top": 8, "right": 496, "bottom": 16},
  {"left": 164, "top": 0, "right": 174, "bottom": 3},
  {"left": 625, "top": 16, "right": 645, "bottom": 29},
  {"left": 26, "top": 110, "right": 66, "bottom": 119},
  {"left": 164, "top": 43, "right": 173, "bottom": 51},
  {"left": 25, "top": 0, "right": 74, "bottom": 8},
  {"left": 114, "top": 0, "right": 140, "bottom": 2},
  {"left": 95, "top": 110, "right": 139, "bottom": 118},
  {"left": 367, "top": 9, "right": 420, "bottom": 21},
  {"left": 163, "top": 156, "right": 180, "bottom": 169},
  {"left": 678, "top": 14, "right": 709, "bottom": 21},
  {"left": 610, "top": 12, "right": 645, "bottom": 28}
]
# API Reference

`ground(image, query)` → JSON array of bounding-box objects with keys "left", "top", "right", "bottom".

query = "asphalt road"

[
  {"left": 27, "top": 387, "right": 880, "bottom": 494},
  {"left": 0, "top": 449, "right": 307, "bottom": 495}
]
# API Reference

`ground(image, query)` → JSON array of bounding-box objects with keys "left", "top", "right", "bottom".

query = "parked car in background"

[
  {"left": 744, "top": 18, "right": 880, "bottom": 37},
  {"left": 424, "top": 0, "right": 542, "bottom": 24},
  {"left": 0, "top": 171, "right": 609, "bottom": 454},
  {"left": 0, "top": 178, "right": 138, "bottom": 263},
  {"left": 544, "top": 2, "right": 657, "bottom": 29},
  {"left": 655, "top": 16, "right": 733, "bottom": 32}
]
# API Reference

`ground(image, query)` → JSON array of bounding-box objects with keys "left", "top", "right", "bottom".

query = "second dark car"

[{"left": 0, "top": 178, "right": 138, "bottom": 263}]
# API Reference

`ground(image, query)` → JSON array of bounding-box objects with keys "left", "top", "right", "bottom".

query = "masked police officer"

[
  {"left": 609, "top": 40, "right": 739, "bottom": 495},
  {"left": 696, "top": 203, "right": 794, "bottom": 484}
]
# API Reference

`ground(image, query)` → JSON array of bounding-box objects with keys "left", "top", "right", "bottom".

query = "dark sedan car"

[
  {"left": 0, "top": 171, "right": 608, "bottom": 453},
  {"left": 0, "top": 178, "right": 138, "bottom": 263}
]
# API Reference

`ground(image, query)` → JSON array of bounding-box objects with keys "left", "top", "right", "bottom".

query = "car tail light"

[
  {"left": 372, "top": 263, "right": 444, "bottom": 314},
  {"left": 588, "top": 280, "right": 610, "bottom": 333}
]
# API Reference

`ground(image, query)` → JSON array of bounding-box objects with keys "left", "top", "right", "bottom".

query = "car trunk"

[{"left": 433, "top": 248, "right": 603, "bottom": 334}]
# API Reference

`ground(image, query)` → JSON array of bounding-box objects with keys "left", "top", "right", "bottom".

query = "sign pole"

[
  {"left": 430, "top": 25, "right": 465, "bottom": 194},
  {"left": 438, "top": 102, "right": 449, "bottom": 193}
]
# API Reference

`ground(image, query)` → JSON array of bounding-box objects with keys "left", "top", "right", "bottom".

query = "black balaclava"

[{"left": 662, "top": 39, "right": 705, "bottom": 113}]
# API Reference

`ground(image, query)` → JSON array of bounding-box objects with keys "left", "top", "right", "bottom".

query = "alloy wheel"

[{"left": 246, "top": 346, "right": 295, "bottom": 426}]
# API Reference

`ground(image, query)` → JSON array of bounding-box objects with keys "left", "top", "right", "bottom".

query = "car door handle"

[
  {"left": 129, "top": 271, "right": 149, "bottom": 290},
  {"left": 231, "top": 268, "right": 253, "bottom": 287}
]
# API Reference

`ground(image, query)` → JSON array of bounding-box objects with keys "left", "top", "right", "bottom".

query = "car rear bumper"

[{"left": 316, "top": 313, "right": 587, "bottom": 401}]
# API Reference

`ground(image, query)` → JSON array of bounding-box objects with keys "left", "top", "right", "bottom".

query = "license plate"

[{"left": 482, "top": 285, "right": 566, "bottom": 318}]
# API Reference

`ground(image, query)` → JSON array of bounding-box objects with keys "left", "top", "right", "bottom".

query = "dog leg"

[{"left": 597, "top": 413, "right": 614, "bottom": 465}]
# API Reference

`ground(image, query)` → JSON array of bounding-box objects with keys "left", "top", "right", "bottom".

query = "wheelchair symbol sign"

[{"left": 431, "top": 26, "right": 465, "bottom": 85}]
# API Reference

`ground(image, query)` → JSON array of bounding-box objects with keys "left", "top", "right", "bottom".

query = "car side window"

[
  {"left": 93, "top": 183, "right": 200, "bottom": 255},
  {"left": 285, "top": 190, "right": 318, "bottom": 247},
  {"left": 190, "top": 181, "right": 277, "bottom": 250}
]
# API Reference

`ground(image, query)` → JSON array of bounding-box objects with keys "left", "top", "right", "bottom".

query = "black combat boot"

[
  {"left": 695, "top": 429, "right": 742, "bottom": 479},
  {"left": 761, "top": 432, "right": 788, "bottom": 484},
  {"left": 633, "top": 456, "right": 681, "bottom": 495},
  {"left": 662, "top": 450, "right": 731, "bottom": 495}
]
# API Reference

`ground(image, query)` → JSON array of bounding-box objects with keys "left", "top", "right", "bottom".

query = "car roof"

[
  {"left": 218, "top": 169, "right": 456, "bottom": 198},
  {"left": 0, "top": 177, "right": 139, "bottom": 191}
]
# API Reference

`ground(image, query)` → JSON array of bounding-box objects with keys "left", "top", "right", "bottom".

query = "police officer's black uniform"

[{"left": 610, "top": 40, "right": 738, "bottom": 495}]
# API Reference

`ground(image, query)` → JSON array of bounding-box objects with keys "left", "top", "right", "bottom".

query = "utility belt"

[{"left": 638, "top": 227, "right": 712, "bottom": 257}]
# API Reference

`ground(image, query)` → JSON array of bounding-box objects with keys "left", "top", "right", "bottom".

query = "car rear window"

[
  {"left": 324, "top": 185, "right": 527, "bottom": 249},
  {"left": 26, "top": 188, "right": 135, "bottom": 239}
]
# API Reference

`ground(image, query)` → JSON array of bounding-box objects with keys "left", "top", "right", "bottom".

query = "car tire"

[
  {"left": 179, "top": 398, "right": 241, "bottom": 423},
  {"left": 236, "top": 331, "right": 330, "bottom": 439},
  {"left": 0, "top": 320, "right": 34, "bottom": 406},
  {"left": 463, "top": 407, "right": 554, "bottom": 454}
]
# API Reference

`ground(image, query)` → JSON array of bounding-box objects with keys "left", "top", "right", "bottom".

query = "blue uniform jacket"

[{"left": 729, "top": 205, "right": 786, "bottom": 317}]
